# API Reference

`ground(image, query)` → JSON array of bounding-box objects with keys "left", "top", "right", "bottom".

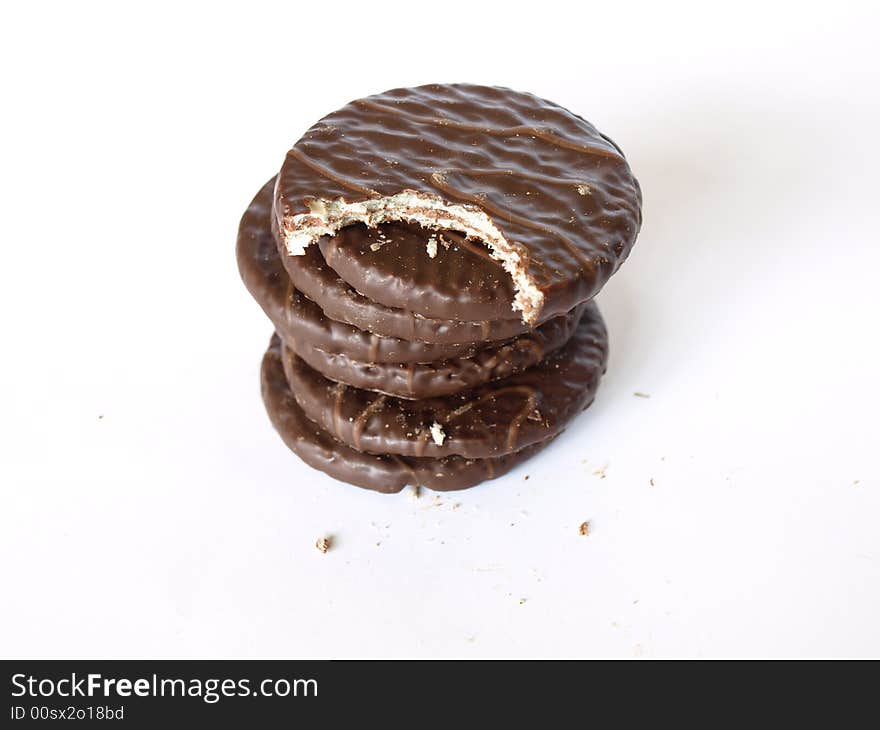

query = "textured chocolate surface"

[
  {"left": 274, "top": 216, "right": 535, "bottom": 345},
  {"left": 275, "top": 83, "right": 641, "bottom": 323},
  {"left": 262, "top": 335, "right": 551, "bottom": 492},
  {"left": 281, "top": 302, "right": 608, "bottom": 459},
  {"left": 238, "top": 179, "right": 498, "bottom": 363},
  {"left": 288, "top": 302, "right": 585, "bottom": 399},
  {"left": 320, "top": 223, "right": 516, "bottom": 321}
]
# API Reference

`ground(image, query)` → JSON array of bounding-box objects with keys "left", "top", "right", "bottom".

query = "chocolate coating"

[
  {"left": 262, "top": 335, "right": 552, "bottom": 492},
  {"left": 274, "top": 216, "right": 535, "bottom": 345},
  {"left": 288, "top": 302, "right": 586, "bottom": 399},
  {"left": 320, "top": 223, "right": 516, "bottom": 321},
  {"left": 276, "top": 83, "right": 641, "bottom": 322},
  {"left": 238, "top": 179, "right": 501, "bottom": 363},
  {"left": 281, "top": 302, "right": 608, "bottom": 459}
]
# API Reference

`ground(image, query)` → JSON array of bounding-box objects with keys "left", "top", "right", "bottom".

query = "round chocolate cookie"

[
  {"left": 274, "top": 216, "right": 536, "bottom": 345},
  {"left": 238, "top": 179, "right": 500, "bottom": 363},
  {"left": 280, "top": 302, "right": 608, "bottom": 459},
  {"left": 274, "top": 83, "right": 641, "bottom": 325},
  {"left": 319, "top": 222, "right": 517, "bottom": 321},
  {"left": 262, "top": 335, "right": 553, "bottom": 493},
  {"left": 287, "top": 302, "right": 586, "bottom": 399}
]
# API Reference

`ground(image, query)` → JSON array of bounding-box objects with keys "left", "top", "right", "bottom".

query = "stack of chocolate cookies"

[{"left": 237, "top": 84, "right": 641, "bottom": 493}]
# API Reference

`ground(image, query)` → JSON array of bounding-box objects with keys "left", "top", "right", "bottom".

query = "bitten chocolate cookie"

[
  {"left": 262, "top": 335, "right": 552, "bottom": 492},
  {"left": 275, "top": 83, "right": 641, "bottom": 325},
  {"left": 280, "top": 302, "right": 609, "bottom": 459},
  {"left": 288, "top": 302, "right": 586, "bottom": 399},
  {"left": 319, "top": 222, "right": 516, "bottom": 322},
  {"left": 238, "top": 179, "right": 500, "bottom": 363}
]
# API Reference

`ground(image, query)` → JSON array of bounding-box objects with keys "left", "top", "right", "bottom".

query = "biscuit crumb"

[
  {"left": 369, "top": 242, "right": 383, "bottom": 252},
  {"left": 577, "top": 184, "right": 591, "bottom": 196},
  {"left": 650, "top": 478, "right": 655, "bottom": 487},
  {"left": 524, "top": 475, "right": 530, "bottom": 481},
  {"left": 410, "top": 485, "right": 421, "bottom": 500},
  {"left": 592, "top": 465, "right": 608, "bottom": 479},
  {"left": 426, "top": 235, "right": 438, "bottom": 259},
  {"left": 519, "top": 598, "right": 527, "bottom": 605},
  {"left": 315, "top": 536, "right": 332, "bottom": 554},
  {"left": 430, "top": 421, "right": 446, "bottom": 446},
  {"left": 634, "top": 392, "right": 650, "bottom": 398},
  {"left": 579, "top": 521, "right": 591, "bottom": 536}
]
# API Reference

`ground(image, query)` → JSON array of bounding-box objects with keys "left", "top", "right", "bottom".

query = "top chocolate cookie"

[{"left": 274, "top": 83, "right": 641, "bottom": 324}]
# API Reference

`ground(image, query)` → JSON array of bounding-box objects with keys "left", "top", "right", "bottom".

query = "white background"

[{"left": 1, "top": 0, "right": 878, "bottom": 658}]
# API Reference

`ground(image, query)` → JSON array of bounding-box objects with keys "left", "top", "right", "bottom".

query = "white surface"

[{"left": 1, "top": 1, "right": 878, "bottom": 659}]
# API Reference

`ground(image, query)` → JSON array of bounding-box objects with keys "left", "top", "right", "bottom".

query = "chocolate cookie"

[
  {"left": 288, "top": 302, "right": 586, "bottom": 399},
  {"left": 319, "top": 222, "right": 517, "bottom": 322},
  {"left": 262, "top": 335, "right": 552, "bottom": 492},
  {"left": 274, "top": 83, "right": 641, "bottom": 325},
  {"left": 238, "top": 179, "right": 500, "bottom": 363},
  {"left": 280, "top": 302, "right": 608, "bottom": 459}
]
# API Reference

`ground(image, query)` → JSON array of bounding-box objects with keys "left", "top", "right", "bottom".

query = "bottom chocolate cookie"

[{"left": 261, "top": 335, "right": 553, "bottom": 493}]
